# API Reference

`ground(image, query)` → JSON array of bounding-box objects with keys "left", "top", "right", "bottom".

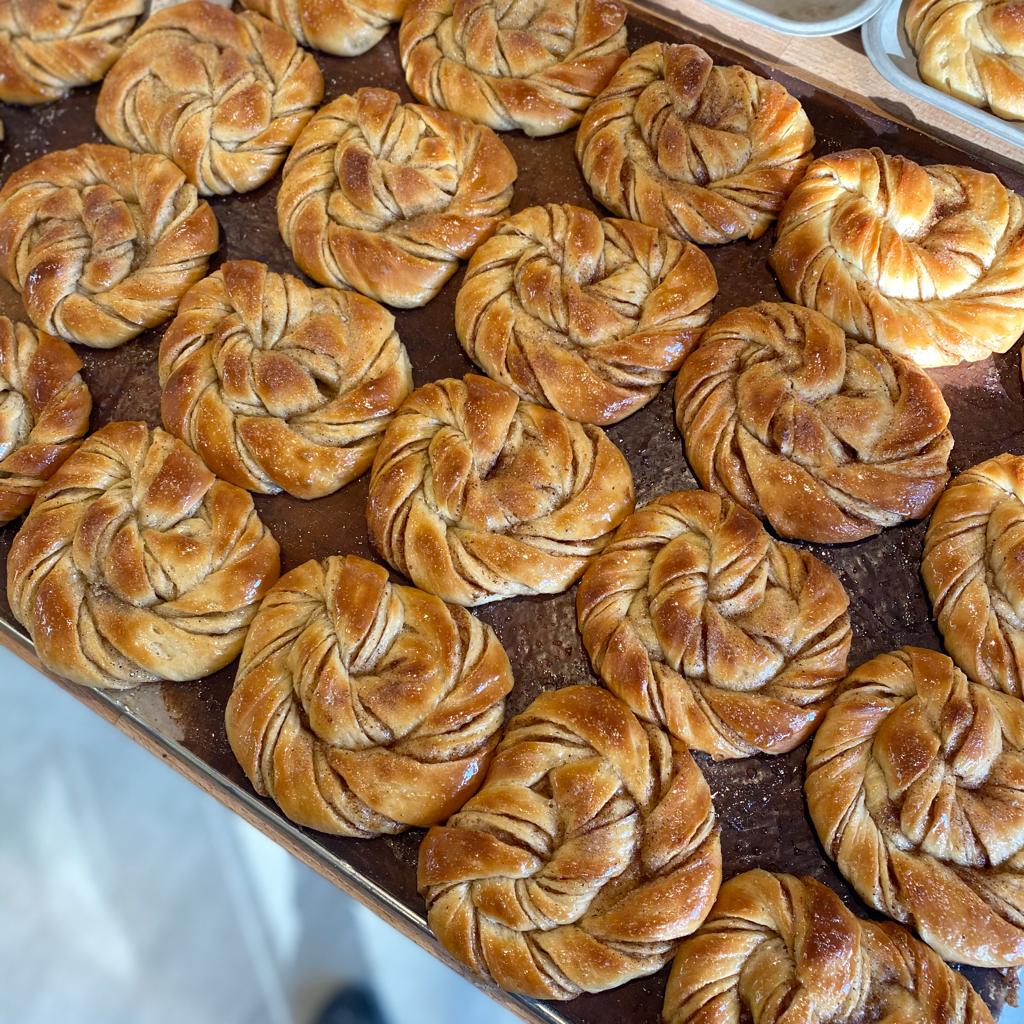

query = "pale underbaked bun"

[
  {"left": 806, "top": 646, "right": 1024, "bottom": 967},
  {"left": 0, "top": 143, "right": 219, "bottom": 349},
  {"left": 277, "top": 88, "right": 516, "bottom": 309},
  {"left": 577, "top": 490, "right": 851, "bottom": 759},
  {"left": 770, "top": 147, "right": 1024, "bottom": 367},
  {"left": 456, "top": 203, "right": 718, "bottom": 425},
  {"left": 96, "top": 0, "right": 324, "bottom": 196},
  {"left": 240, "top": 0, "right": 407, "bottom": 56},
  {"left": 664, "top": 870, "right": 994, "bottom": 1024},
  {"left": 576, "top": 43, "right": 815, "bottom": 245},
  {"left": 675, "top": 302, "right": 953, "bottom": 543},
  {"left": 0, "top": 317, "right": 91, "bottom": 524},
  {"left": 0, "top": 0, "right": 142, "bottom": 104},
  {"left": 159, "top": 260, "right": 412, "bottom": 499},
  {"left": 907, "top": 0, "right": 1024, "bottom": 121},
  {"left": 7, "top": 422, "right": 280, "bottom": 689},
  {"left": 418, "top": 684, "right": 721, "bottom": 999},
  {"left": 399, "top": 0, "right": 627, "bottom": 138},
  {"left": 367, "top": 373, "right": 635, "bottom": 606},
  {"left": 226, "top": 554, "right": 512, "bottom": 837},
  {"left": 923, "top": 454, "right": 1024, "bottom": 696}
]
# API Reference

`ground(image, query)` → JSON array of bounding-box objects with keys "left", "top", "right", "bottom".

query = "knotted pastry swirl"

[
  {"left": 418, "top": 684, "right": 721, "bottom": 999},
  {"left": 277, "top": 87, "right": 516, "bottom": 309},
  {"left": 675, "top": 302, "right": 953, "bottom": 543},
  {"left": 923, "top": 454, "right": 1024, "bottom": 697},
  {"left": 367, "top": 373, "right": 635, "bottom": 606},
  {"left": 456, "top": 203, "right": 718, "bottom": 425},
  {"left": 0, "top": 316, "right": 91, "bottom": 524},
  {"left": 770, "top": 147, "right": 1024, "bottom": 367},
  {"left": 576, "top": 43, "right": 815, "bottom": 245},
  {"left": 907, "top": 0, "right": 1024, "bottom": 121},
  {"left": 7, "top": 422, "right": 281, "bottom": 689},
  {"left": 160, "top": 260, "right": 413, "bottom": 499},
  {"left": 241, "top": 0, "right": 407, "bottom": 56},
  {"left": 0, "top": 143, "right": 219, "bottom": 349},
  {"left": 96, "top": 0, "right": 324, "bottom": 196},
  {"left": 806, "top": 646, "right": 1024, "bottom": 967},
  {"left": 577, "top": 490, "right": 851, "bottom": 760},
  {"left": 399, "top": 0, "right": 628, "bottom": 138},
  {"left": 664, "top": 870, "right": 994, "bottom": 1024},
  {"left": 226, "top": 554, "right": 512, "bottom": 837},
  {"left": 0, "top": 0, "right": 142, "bottom": 104}
]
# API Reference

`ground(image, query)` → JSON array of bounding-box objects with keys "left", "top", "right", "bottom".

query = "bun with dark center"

[{"left": 226, "top": 554, "right": 513, "bottom": 837}]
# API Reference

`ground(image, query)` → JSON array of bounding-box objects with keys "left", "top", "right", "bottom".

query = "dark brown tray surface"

[{"left": 1, "top": 6, "right": 1021, "bottom": 1019}]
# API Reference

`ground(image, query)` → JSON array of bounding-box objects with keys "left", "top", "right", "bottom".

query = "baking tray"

[
  {"left": 863, "top": 0, "right": 1024, "bottom": 151},
  {"left": 0, "top": 4, "right": 1021, "bottom": 1020},
  {"left": 701, "top": 0, "right": 883, "bottom": 36}
]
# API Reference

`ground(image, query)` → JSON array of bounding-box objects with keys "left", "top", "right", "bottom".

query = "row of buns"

[{"left": 0, "top": 0, "right": 1022, "bottom": 1020}]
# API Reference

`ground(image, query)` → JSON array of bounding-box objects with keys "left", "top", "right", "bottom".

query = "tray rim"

[
  {"left": 2, "top": 2, "right": 1020, "bottom": 1020},
  {"left": 862, "top": 0, "right": 1024, "bottom": 152}
]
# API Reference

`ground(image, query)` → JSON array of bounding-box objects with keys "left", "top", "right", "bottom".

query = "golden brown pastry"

[
  {"left": 277, "top": 88, "right": 516, "bottom": 309},
  {"left": 664, "top": 870, "right": 994, "bottom": 1024},
  {"left": 159, "top": 261, "right": 412, "bottom": 499},
  {"left": 907, "top": 0, "right": 1024, "bottom": 121},
  {"left": 96, "top": 0, "right": 324, "bottom": 196},
  {"left": 399, "top": 0, "right": 627, "bottom": 138},
  {"left": 456, "top": 203, "right": 718, "bottom": 425},
  {"left": 675, "top": 302, "right": 953, "bottom": 543},
  {"left": 0, "top": 143, "right": 219, "bottom": 349},
  {"left": 806, "top": 646, "right": 1024, "bottom": 967},
  {"left": 0, "top": 0, "right": 142, "bottom": 104},
  {"left": 770, "top": 147, "right": 1024, "bottom": 367},
  {"left": 576, "top": 43, "right": 815, "bottom": 245},
  {"left": 240, "top": 0, "right": 406, "bottom": 56},
  {"left": 923, "top": 454, "right": 1024, "bottom": 696},
  {"left": 419, "top": 684, "right": 721, "bottom": 999},
  {"left": 0, "top": 317, "right": 91, "bottom": 524},
  {"left": 226, "top": 554, "right": 513, "bottom": 837},
  {"left": 367, "top": 373, "right": 635, "bottom": 606},
  {"left": 577, "top": 490, "right": 851, "bottom": 760},
  {"left": 7, "top": 422, "right": 280, "bottom": 689}
]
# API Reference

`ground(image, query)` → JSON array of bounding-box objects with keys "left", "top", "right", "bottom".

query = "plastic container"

[
  {"left": 700, "top": 0, "right": 884, "bottom": 36},
  {"left": 863, "top": 1, "right": 1024, "bottom": 149}
]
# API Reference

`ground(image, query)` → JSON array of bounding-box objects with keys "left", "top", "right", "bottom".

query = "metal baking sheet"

[
  {"left": 0, "top": 4, "right": 1020, "bottom": 1019},
  {"left": 863, "top": 0, "right": 1024, "bottom": 151}
]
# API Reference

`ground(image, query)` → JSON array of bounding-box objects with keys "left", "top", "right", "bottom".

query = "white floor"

[{"left": 0, "top": 646, "right": 515, "bottom": 1024}]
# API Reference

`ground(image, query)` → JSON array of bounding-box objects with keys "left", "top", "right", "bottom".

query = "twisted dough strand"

[
  {"left": 770, "top": 147, "right": 1024, "bottom": 366},
  {"left": 0, "top": 143, "right": 219, "bottom": 349},
  {"left": 96, "top": 0, "right": 324, "bottom": 196},
  {"left": 576, "top": 43, "right": 815, "bottom": 245},
  {"left": 907, "top": 0, "right": 1024, "bottom": 121},
  {"left": 7, "top": 422, "right": 281, "bottom": 688},
  {"left": 0, "top": 316, "right": 91, "bottom": 524},
  {"left": 806, "top": 646, "right": 1024, "bottom": 967},
  {"left": 278, "top": 88, "right": 516, "bottom": 309},
  {"left": 577, "top": 490, "right": 851, "bottom": 759},
  {"left": 399, "top": 0, "right": 628, "bottom": 137},
  {"left": 664, "top": 870, "right": 994, "bottom": 1024},
  {"left": 675, "top": 302, "right": 953, "bottom": 542},
  {"left": 923, "top": 454, "right": 1024, "bottom": 696},
  {"left": 226, "top": 554, "right": 512, "bottom": 836},
  {"left": 0, "top": 0, "right": 143, "bottom": 104},
  {"left": 367, "top": 373, "right": 635, "bottom": 606},
  {"left": 456, "top": 203, "right": 718, "bottom": 425},
  {"left": 419, "top": 684, "right": 721, "bottom": 999},
  {"left": 241, "top": 0, "right": 408, "bottom": 56},
  {"left": 160, "top": 260, "right": 413, "bottom": 499}
]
